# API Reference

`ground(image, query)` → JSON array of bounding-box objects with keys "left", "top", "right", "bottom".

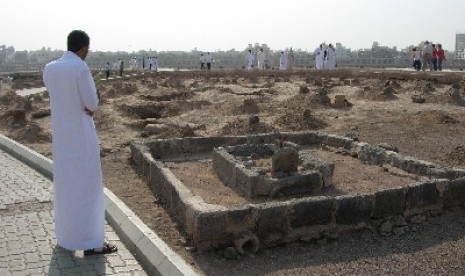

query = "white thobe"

[
  {"left": 153, "top": 58, "right": 159, "bottom": 71},
  {"left": 314, "top": 47, "right": 324, "bottom": 70},
  {"left": 257, "top": 51, "right": 265, "bottom": 69},
  {"left": 326, "top": 48, "right": 336, "bottom": 70},
  {"left": 287, "top": 51, "right": 294, "bottom": 70},
  {"left": 279, "top": 53, "right": 287, "bottom": 70},
  {"left": 43, "top": 51, "right": 104, "bottom": 251},
  {"left": 247, "top": 52, "right": 254, "bottom": 70}
]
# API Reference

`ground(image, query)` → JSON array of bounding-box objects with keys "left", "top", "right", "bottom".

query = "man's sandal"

[{"left": 84, "top": 242, "right": 118, "bottom": 255}]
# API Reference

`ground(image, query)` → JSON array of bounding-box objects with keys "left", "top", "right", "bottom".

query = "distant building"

[{"left": 455, "top": 33, "right": 465, "bottom": 59}]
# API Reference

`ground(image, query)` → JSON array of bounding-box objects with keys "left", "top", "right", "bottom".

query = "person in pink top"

[
  {"left": 432, "top": 44, "right": 438, "bottom": 71},
  {"left": 436, "top": 44, "right": 446, "bottom": 71}
]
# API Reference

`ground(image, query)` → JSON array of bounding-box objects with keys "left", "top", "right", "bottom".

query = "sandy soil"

[{"left": 2, "top": 69, "right": 465, "bottom": 275}]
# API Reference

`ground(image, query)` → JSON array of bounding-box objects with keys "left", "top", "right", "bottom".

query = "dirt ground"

[{"left": 2, "top": 69, "right": 465, "bottom": 275}]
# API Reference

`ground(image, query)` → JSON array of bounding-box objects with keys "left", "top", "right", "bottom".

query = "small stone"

[
  {"left": 392, "top": 216, "right": 407, "bottom": 227},
  {"left": 316, "top": 238, "right": 328, "bottom": 245},
  {"left": 185, "top": 246, "right": 196, "bottom": 252},
  {"left": 223, "top": 247, "right": 238, "bottom": 260},
  {"left": 379, "top": 221, "right": 393, "bottom": 234},
  {"left": 409, "top": 215, "right": 426, "bottom": 224}
]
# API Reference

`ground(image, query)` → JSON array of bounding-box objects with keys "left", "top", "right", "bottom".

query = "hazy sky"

[{"left": 2, "top": 0, "right": 465, "bottom": 52}]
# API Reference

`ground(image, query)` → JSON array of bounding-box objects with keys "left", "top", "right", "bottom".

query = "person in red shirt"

[
  {"left": 437, "top": 44, "right": 446, "bottom": 71},
  {"left": 432, "top": 44, "right": 438, "bottom": 71}
]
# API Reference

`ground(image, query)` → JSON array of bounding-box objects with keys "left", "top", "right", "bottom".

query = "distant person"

[
  {"left": 118, "top": 59, "right": 124, "bottom": 76},
  {"left": 257, "top": 48, "right": 265, "bottom": 70},
  {"left": 105, "top": 62, "right": 111, "bottom": 79},
  {"left": 412, "top": 47, "right": 421, "bottom": 71},
  {"left": 200, "top": 53, "right": 206, "bottom": 70},
  {"left": 287, "top": 48, "right": 295, "bottom": 70},
  {"left": 206, "top": 52, "right": 212, "bottom": 70},
  {"left": 314, "top": 44, "right": 324, "bottom": 70},
  {"left": 432, "top": 44, "right": 438, "bottom": 71},
  {"left": 279, "top": 51, "right": 287, "bottom": 70},
  {"left": 437, "top": 44, "right": 445, "bottom": 71},
  {"left": 142, "top": 57, "right": 145, "bottom": 70},
  {"left": 42, "top": 30, "right": 117, "bottom": 255},
  {"left": 421, "top": 41, "right": 433, "bottom": 71},
  {"left": 148, "top": 57, "right": 153, "bottom": 70},
  {"left": 152, "top": 56, "right": 159, "bottom": 71},
  {"left": 325, "top": 43, "right": 336, "bottom": 70},
  {"left": 246, "top": 49, "right": 255, "bottom": 70}
]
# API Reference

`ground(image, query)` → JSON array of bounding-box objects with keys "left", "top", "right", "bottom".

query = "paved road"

[{"left": 0, "top": 148, "right": 148, "bottom": 276}]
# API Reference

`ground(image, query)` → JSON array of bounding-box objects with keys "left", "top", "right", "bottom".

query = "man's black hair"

[{"left": 67, "top": 30, "right": 90, "bottom": 53}]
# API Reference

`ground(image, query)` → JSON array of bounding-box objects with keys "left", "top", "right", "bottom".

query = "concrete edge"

[{"left": 0, "top": 133, "right": 200, "bottom": 276}]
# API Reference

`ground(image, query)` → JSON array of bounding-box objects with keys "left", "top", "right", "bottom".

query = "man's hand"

[{"left": 84, "top": 107, "right": 94, "bottom": 116}]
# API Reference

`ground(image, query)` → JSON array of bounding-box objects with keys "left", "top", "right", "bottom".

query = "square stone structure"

[
  {"left": 130, "top": 131, "right": 465, "bottom": 251},
  {"left": 212, "top": 143, "right": 334, "bottom": 199}
]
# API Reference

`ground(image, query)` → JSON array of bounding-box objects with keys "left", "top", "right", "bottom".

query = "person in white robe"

[
  {"left": 246, "top": 49, "right": 255, "bottom": 70},
  {"left": 42, "top": 30, "right": 117, "bottom": 255},
  {"left": 287, "top": 48, "right": 295, "bottom": 70},
  {"left": 152, "top": 56, "right": 159, "bottom": 71},
  {"left": 314, "top": 44, "right": 324, "bottom": 70},
  {"left": 325, "top": 43, "right": 336, "bottom": 70},
  {"left": 257, "top": 48, "right": 265, "bottom": 70},
  {"left": 279, "top": 51, "right": 287, "bottom": 70}
]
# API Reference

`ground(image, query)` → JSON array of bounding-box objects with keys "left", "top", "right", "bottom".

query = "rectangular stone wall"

[{"left": 130, "top": 132, "right": 465, "bottom": 251}]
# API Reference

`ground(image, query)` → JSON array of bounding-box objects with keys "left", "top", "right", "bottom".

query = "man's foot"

[{"left": 84, "top": 242, "right": 118, "bottom": 256}]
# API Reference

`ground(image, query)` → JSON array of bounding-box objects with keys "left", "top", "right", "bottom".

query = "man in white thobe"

[
  {"left": 246, "top": 49, "right": 255, "bottom": 70},
  {"left": 152, "top": 56, "right": 159, "bottom": 71},
  {"left": 257, "top": 48, "right": 265, "bottom": 70},
  {"left": 287, "top": 48, "right": 295, "bottom": 70},
  {"left": 325, "top": 43, "right": 336, "bottom": 70},
  {"left": 314, "top": 44, "right": 324, "bottom": 70},
  {"left": 279, "top": 51, "right": 287, "bottom": 70},
  {"left": 42, "top": 30, "right": 117, "bottom": 255}
]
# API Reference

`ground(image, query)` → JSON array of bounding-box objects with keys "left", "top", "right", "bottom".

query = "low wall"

[{"left": 131, "top": 131, "right": 465, "bottom": 251}]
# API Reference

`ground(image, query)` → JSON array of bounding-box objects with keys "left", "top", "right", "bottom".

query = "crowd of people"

[
  {"left": 412, "top": 41, "right": 445, "bottom": 71},
  {"left": 102, "top": 41, "right": 449, "bottom": 77},
  {"left": 104, "top": 56, "right": 160, "bottom": 79}
]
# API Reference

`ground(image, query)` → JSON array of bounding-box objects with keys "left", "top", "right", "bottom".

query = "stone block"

[
  {"left": 246, "top": 133, "right": 280, "bottom": 144},
  {"left": 406, "top": 181, "right": 440, "bottom": 211},
  {"left": 212, "top": 148, "right": 237, "bottom": 189},
  {"left": 194, "top": 210, "right": 228, "bottom": 250},
  {"left": 443, "top": 178, "right": 465, "bottom": 208},
  {"left": 226, "top": 206, "right": 256, "bottom": 233},
  {"left": 272, "top": 147, "right": 299, "bottom": 175},
  {"left": 281, "top": 131, "right": 322, "bottom": 146},
  {"left": 335, "top": 194, "right": 373, "bottom": 225},
  {"left": 290, "top": 197, "right": 334, "bottom": 228},
  {"left": 270, "top": 172, "right": 323, "bottom": 198},
  {"left": 255, "top": 202, "right": 289, "bottom": 245},
  {"left": 372, "top": 187, "right": 407, "bottom": 218},
  {"left": 323, "top": 134, "right": 353, "bottom": 149}
]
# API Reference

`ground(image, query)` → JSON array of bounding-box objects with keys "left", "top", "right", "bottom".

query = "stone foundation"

[{"left": 130, "top": 131, "right": 465, "bottom": 251}]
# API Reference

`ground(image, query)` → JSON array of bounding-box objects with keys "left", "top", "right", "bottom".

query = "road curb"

[{"left": 0, "top": 134, "right": 199, "bottom": 276}]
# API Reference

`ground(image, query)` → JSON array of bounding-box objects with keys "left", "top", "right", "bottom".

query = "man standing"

[
  {"left": 325, "top": 43, "right": 336, "bottom": 70},
  {"left": 205, "top": 52, "right": 212, "bottom": 70},
  {"left": 200, "top": 53, "right": 206, "bottom": 70},
  {"left": 421, "top": 41, "right": 433, "bottom": 71},
  {"left": 42, "top": 30, "right": 117, "bottom": 255},
  {"left": 279, "top": 51, "right": 287, "bottom": 70},
  {"left": 257, "top": 48, "right": 265, "bottom": 70},
  {"left": 287, "top": 48, "right": 295, "bottom": 70},
  {"left": 314, "top": 44, "right": 324, "bottom": 70},
  {"left": 437, "top": 44, "right": 445, "bottom": 71},
  {"left": 246, "top": 49, "right": 255, "bottom": 70}
]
